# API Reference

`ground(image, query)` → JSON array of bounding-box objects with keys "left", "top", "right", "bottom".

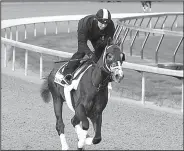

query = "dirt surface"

[{"left": 1, "top": 71, "right": 183, "bottom": 150}]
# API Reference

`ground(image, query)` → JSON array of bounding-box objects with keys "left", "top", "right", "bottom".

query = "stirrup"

[{"left": 63, "top": 74, "right": 73, "bottom": 85}]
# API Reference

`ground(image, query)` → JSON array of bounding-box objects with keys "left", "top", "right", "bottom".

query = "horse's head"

[{"left": 100, "top": 38, "right": 125, "bottom": 83}]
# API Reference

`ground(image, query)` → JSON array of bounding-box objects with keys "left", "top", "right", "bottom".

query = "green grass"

[{"left": 7, "top": 31, "right": 183, "bottom": 110}]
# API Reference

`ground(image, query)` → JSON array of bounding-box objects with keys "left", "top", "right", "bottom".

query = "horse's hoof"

[
  {"left": 92, "top": 137, "right": 101, "bottom": 144},
  {"left": 85, "top": 137, "right": 93, "bottom": 145},
  {"left": 62, "top": 145, "right": 69, "bottom": 150},
  {"left": 77, "top": 134, "right": 89, "bottom": 141}
]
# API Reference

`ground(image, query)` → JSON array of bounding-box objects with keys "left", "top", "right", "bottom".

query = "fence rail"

[
  {"left": 114, "top": 12, "right": 183, "bottom": 64},
  {"left": 1, "top": 12, "right": 183, "bottom": 112}
]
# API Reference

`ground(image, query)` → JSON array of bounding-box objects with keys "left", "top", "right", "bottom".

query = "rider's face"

[{"left": 97, "top": 21, "right": 108, "bottom": 30}]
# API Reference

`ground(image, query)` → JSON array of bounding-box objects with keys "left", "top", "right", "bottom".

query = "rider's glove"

[
  {"left": 96, "top": 39, "right": 106, "bottom": 48},
  {"left": 87, "top": 52, "right": 94, "bottom": 59}
]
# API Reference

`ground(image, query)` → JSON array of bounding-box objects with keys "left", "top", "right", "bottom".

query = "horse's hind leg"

[
  {"left": 52, "top": 95, "right": 69, "bottom": 150},
  {"left": 148, "top": 1, "right": 151, "bottom": 12}
]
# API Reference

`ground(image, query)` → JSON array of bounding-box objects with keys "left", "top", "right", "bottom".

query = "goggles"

[{"left": 98, "top": 18, "right": 109, "bottom": 24}]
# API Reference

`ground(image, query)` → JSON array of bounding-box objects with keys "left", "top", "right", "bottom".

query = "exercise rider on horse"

[{"left": 62, "top": 8, "right": 115, "bottom": 85}]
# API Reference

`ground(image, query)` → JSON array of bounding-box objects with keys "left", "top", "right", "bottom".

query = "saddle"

[
  {"left": 54, "top": 59, "right": 93, "bottom": 112},
  {"left": 54, "top": 59, "right": 92, "bottom": 87}
]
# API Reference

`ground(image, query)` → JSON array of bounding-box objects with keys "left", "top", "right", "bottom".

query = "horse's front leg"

[
  {"left": 74, "top": 104, "right": 90, "bottom": 150},
  {"left": 85, "top": 114, "right": 102, "bottom": 145},
  {"left": 71, "top": 115, "right": 81, "bottom": 140}
]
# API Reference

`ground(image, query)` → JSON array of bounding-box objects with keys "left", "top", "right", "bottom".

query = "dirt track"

[
  {"left": 1, "top": 2, "right": 183, "bottom": 150},
  {"left": 1, "top": 70, "right": 183, "bottom": 150}
]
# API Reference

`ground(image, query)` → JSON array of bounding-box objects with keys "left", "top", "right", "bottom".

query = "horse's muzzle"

[{"left": 111, "top": 68, "right": 124, "bottom": 83}]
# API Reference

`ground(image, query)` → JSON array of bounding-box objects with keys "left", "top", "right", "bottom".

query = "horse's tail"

[{"left": 40, "top": 76, "right": 51, "bottom": 103}]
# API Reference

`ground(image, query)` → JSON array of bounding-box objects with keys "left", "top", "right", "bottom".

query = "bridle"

[
  {"left": 101, "top": 45, "right": 123, "bottom": 74},
  {"left": 92, "top": 45, "right": 123, "bottom": 91}
]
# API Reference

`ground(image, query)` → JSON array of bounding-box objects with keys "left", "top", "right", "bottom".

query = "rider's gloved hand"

[
  {"left": 86, "top": 52, "right": 96, "bottom": 64},
  {"left": 87, "top": 52, "right": 94, "bottom": 59},
  {"left": 96, "top": 39, "right": 105, "bottom": 48}
]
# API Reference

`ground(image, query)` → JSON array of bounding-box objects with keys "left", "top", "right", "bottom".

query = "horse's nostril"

[{"left": 115, "top": 74, "right": 119, "bottom": 79}]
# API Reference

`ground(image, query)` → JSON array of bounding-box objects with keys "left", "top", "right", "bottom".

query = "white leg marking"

[
  {"left": 75, "top": 125, "right": 88, "bottom": 148},
  {"left": 60, "top": 133, "right": 69, "bottom": 150},
  {"left": 85, "top": 137, "right": 93, "bottom": 145},
  {"left": 77, "top": 130, "right": 88, "bottom": 149},
  {"left": 75, "top": 124, "right": 83, "bottom": 140},
  {"left": 143, "top": 7, "right": 146, "bottom": 12}
]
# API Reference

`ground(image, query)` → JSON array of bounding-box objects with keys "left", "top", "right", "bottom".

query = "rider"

[{"left": 62, "top": 8, "right": 115, "bottom": 85}]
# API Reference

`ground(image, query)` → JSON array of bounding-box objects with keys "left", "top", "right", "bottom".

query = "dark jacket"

[{"left": 77, "top": 15, "right": 115, "bottom": 56}]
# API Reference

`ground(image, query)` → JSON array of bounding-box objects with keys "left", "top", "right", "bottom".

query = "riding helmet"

[{"left": 96, "top": 8, "right": 111, "bottom": 24}]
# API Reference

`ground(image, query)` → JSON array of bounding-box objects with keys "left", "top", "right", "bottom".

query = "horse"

[
  {"left": 141, "top": 1, "right": 152, "bottom": 13},
  {"left": 40, "top": 39, "right": 125, "bottom": 150}
]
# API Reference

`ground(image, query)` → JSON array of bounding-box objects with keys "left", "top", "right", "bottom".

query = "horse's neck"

[
  {"left": 92, "top": 61, "right": 109, "bottom": 87},
  {"left": 96, "top": 53, "right": 110, "bottom": 73}
]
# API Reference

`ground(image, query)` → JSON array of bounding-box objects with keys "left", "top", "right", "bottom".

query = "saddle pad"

[
  {"left": 54, "top": 63, "right": 67, "bottom": 87},
  {"left": 54, "top": 64, "right": 92, "bottom": 112},
  {"left": 54, "top": 62, "right": 88, "bottom": 86}
]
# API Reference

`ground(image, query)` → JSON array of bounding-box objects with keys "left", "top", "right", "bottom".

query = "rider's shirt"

[{"left": 77, "top": 15, "right": 115, "bottom": 55}]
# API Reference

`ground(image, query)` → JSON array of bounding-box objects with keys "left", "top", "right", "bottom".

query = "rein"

[
  {"left": 54, "top": 58, "right": 88, "bottom": 63},
  {"left": 95, "top": 75, "right": 111, "bottom": 92}
]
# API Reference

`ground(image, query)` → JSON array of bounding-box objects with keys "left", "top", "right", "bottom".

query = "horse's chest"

[
  {"left": 85, "top": 99, "right": 105, "bottom": 116},
  {"left": 84, "top": 100, "right": 94, "bottom": 111}
]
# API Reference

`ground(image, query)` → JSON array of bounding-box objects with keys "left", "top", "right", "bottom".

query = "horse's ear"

[
  {"left": 121, "top": 52, "right": 125, "bottom": 61},
  {"left": 107, "top": 37, "right": 113, "bottom": 46}
]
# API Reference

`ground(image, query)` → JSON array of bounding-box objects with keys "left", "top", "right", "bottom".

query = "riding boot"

[
  {"left": 63, "top": 60, "right": 80, "bottom": 85},
  {"left": 62, "top": 51, "right": 85, "bottom": 85},
  {"left": 63, "top": 74, "right": 73, "bottom": 85}
]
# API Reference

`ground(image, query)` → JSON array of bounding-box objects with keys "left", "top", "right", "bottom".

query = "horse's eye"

[{"left": 107, "top": 53, "right": 114, "bottom": 61}]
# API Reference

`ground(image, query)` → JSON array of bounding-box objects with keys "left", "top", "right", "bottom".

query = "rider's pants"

[
  {"left": 62, "top": 51, "right": 85, "bottom": 76},
  {"left": 63, "top": 46, "right": 104, "bottom": 76}
]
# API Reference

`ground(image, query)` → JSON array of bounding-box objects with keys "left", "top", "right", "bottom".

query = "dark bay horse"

[{"left": 40, "top": 40, "right": 125, "bottom": 150}]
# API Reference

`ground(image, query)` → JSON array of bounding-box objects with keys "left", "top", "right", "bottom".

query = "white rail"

[
  {"left": 1, "top": 13, "right": 183, "bottom": 112},
  {"left": 2, "top": 37, "right": 183, "bottom": 77},
  {"left": 1, "top": 13, "right": 149, "bottom": 29}
]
